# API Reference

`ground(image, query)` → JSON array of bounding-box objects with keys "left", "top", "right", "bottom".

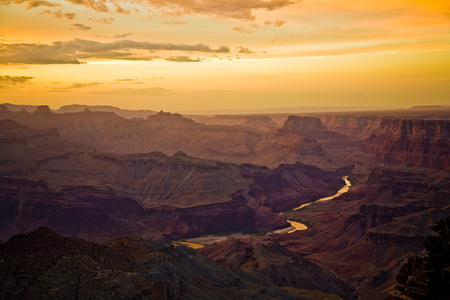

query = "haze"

[{"left": 1, "top": 0, "right": 449, "bottom": 112}]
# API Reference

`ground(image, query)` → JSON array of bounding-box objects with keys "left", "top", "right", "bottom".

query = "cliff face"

[{"left": 361, "top": 119, "right": 450, "bottom": 168}]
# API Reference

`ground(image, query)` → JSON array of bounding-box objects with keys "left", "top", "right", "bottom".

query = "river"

[
  {"left": 285, "top": 176, "right": 351, "bottom": 233},
  {"left": 178, "top": 176, "right": 351, "bottom": 247}
]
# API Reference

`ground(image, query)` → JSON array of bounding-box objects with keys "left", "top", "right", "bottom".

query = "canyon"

[{"left": 0, "top": 103, "right": 449, "bottom": 299}]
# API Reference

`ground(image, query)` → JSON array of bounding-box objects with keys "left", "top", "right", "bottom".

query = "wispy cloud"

[
  {"left": 165, "top": 56, "right": 201, "bottom": 62},
  {"left": 231, "top": 25, "right": 257, "bottom": 34},
  {"left": 69, "top": 82, "right": 101, "bottom": 89},
  {"left": 0, "top": 39, "right": 230, "bottom": 64},
  {"left": 144, "top": 0, "right": 299, "bottom": 20},
  {"left": 4, "top": 0, "right": 299, "bottom": 20},
  {"left": 114, "top": 3, "right": 131, "bottom": 15},
  {"left": 89, "top": 17, "right": 115, "bottom": 24},
  {"left": 104, "top": 87, "right": 172, "bottom": 95},
  {"left": 115, "top": 78, "right": 138, "bottom": 82},
  {"left": 264, "top": 20, "right": 286, "bottom": 27},
  {"left": 71, "top": 23, "right": 91, "bottom": 31},
  {"left": 96, "top": 33, "right": 134, "bottom": 39},
  {"left": 0, "top": 75, "right": 34, "bottom": 87},
  {"left": 237, "top": 46, "right": 254, "bottom": 55},
  {"left": 40, "top": 9, "right": 76, "bottom": 20}
]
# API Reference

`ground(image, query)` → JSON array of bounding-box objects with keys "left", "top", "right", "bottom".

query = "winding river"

[
  {"left": 178, "top": 176, "right": 352, "bottom": 247},
  {"left": 286, "top": 176, "right": 351, "bottom": 233}
]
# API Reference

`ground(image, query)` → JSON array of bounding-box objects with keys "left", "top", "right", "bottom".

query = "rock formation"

[{"left": 361, "top": 119, "right": 450, "bottom": 168}]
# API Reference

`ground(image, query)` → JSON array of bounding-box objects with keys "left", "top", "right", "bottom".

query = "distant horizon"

[{"left": 3, "top": 102, "right": 450, "bottom": 116}]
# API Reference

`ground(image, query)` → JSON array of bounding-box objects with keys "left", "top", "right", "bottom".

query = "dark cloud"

[
  {"left": 0, "top": 39, "right": 230, "bottom": 64},
  {"left": 72, "top": 23, "right": 91, "bottom": 31},
  {"left": 0, "top": 75, "right": 34, "bottom": 87},
  {"left": 264, "top": 20, "right": 286, "bottom": 27},
  {"left": 165, "top": 56, "right": 201, "bottom": 62},
  {"left": 40, "top": 9, "right": 76, "bottom": 20},
  {"left": 237, "top": 46, "right": 254, "bottom": 55},
  {"left": 27, "top": 0, "right": 59, "bottom": 8}
]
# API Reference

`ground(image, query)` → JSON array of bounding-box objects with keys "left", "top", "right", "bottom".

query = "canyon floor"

[{"left": 1, "top": 104, "right": 449, "bottom": 299}]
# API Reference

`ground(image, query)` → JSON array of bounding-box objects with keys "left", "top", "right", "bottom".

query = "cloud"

[
  {"left": 4, "top": 0, "right": 299, "bottom": 20},
  {"left": 113, "top": 33, "right": 134, "bottom": 38},
  {"left": 0, "top": 75, "right": 34, "bottom": 87},
  {"left": 1, "top": 0, "right": 60, "bottom": 9},
  {"left": 27, "top": 0, "right": 59, "bottom": 9},
  {"left": 232, "top": 25, "right": 255, "bottom": 34},
  {"left": 65, "top": 0, "right": 109, "bottom": 13},
  {"left": 164, "top": 56, "right": 201, "bottom": 62},
  {"left": 95, "top": 33, "right": 134, "bottom": 38},
  {"left": 1, "top": 0, "right": 302, "bottom": 25},
  {"left": 237, "top": 46, "right": 254, "bottom": 55},
  {"left": 115, "top": 78, "right": 138, "bottom": 82},
  {"left": 0, "top": 39, "right": 230, "bottom": 64},
  {"left": 40, "top": 9, "right": 76, "bottom": 20},
  {"left": 162, "top": 20, "right": 188, "bottom": 25},
  {"left": 69, "top": 82, "right": 100, "bottom": 89},
  {"left": 49, "top": 82, "right": 101, "bottom": 91},
  {"left": 264, "top": 20, "right": 286, "bottom": 27},
  {"left": 71, "top": 23, "right": 91, "bottom": 31},
  {"left": 114, "top": 3, "right": 131, "bottom": 15},
  {"left": 144, "top": 0, "right": 299, "bottom": 20},
  {"left": 89, "top": 17, "right": 115, "bottom": 24},
  {"left": 104, "top": 87, "right": 172, "bottom": 95}
]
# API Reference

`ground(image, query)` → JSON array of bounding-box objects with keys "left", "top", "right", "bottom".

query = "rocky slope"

[
  {"left": 199, "top": 237, "right": 357, "bottom": 299},
  {"left": 2, "top": 227, "right": 352, "bottom": 299}
]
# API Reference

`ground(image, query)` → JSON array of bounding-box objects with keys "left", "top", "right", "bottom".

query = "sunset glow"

[{"left": 1, "top": 0, "right": 449, "bottom": 112}]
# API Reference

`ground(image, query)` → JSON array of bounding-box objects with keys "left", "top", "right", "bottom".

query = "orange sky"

[{"left": 1, "top": 0, "right": 449, "bottom": 113}]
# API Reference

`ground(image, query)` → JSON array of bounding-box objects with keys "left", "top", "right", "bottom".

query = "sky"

[{"left": 0, "top": 0, "right": 449, "bottom": 113}]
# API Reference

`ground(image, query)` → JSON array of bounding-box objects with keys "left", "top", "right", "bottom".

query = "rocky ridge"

[{"left": 1, "top": 227, "right": 352, "bottom": 299}]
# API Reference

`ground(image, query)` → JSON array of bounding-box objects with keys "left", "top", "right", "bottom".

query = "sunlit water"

[
  {"left": 293, "top": 176, "right": 351, "bottom": 211},
  {"left": 287, "top": 176, "right": 351, "bottom": 233},
  {"left": 178, "top": 241, "right": 205, "bottom": 249},
  {"left": 178, "top": 176, "right": 352, "bottom": 247}
]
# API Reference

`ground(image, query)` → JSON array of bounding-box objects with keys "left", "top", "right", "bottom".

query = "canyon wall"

[{"left": 361, "top": 119, "right": 450, "bottom": 168}]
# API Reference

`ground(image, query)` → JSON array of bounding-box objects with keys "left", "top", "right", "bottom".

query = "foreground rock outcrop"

[{"left": 0, "top": 227, "right": 353, "bottom": 299}]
